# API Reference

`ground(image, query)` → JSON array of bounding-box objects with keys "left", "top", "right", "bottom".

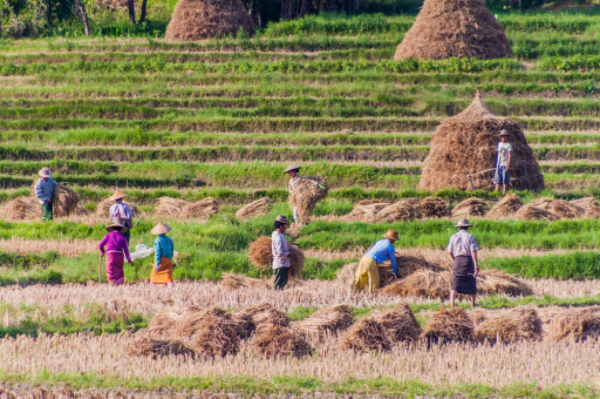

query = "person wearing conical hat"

[
  {"left": 494, "top": 130, "right": 513, "bottom": 195},
  {"left": 34, "top": 167, "right": 55, "bottom": 221},
  {"left": 108, "top": 191, "right": 133, "bottom": 244},
  {"left": 447, "top": 219, "right": 479, "bottom": 308},
  {"left": 283, "top": 165, "right": 302, "bottom": 225},
  {"left": 150, "top": 222, "right": 175, "bottom": 286},
  {"left": 99, "top": 223, "right": 133, "bottom": 286},
  {"left": 272, "top": 215, "right": 291, "bottom": 290},
  {"left": 351, "top": 230, "right": 399, "bottom": 295}
]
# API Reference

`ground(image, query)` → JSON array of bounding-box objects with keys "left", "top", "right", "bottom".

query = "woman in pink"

[{"left": 99, "top": 223, "right": 132, "bottom": 285}]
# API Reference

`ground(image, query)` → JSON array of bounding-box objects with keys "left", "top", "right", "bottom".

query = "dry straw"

[
  {"left": 474, "top": 307, "right": 542, "bottom": 344},
  {"left": 0, "top": 197, "right": 41, "bottom": 220},
  {"left": 292, "top": 304, "right": 354, "bottom": 340},
  {"left": 375, "top": 199, "right": 419, "bottom": 223},
  {"left": 250, "top": 325, "right": 312, "bottom": 358},
  {"left": 338, "top": 317, "right": 392, "bottom": 352},
  {"left": 233, "top": 303, "right": 290, "bottom": 333},
  {"left": 369, "top": 303, "right": 422, "bottom": 343},
  {"left": 421, "top": 308, "right": 474, "bottom": 345},
  {"left": 547, "top": 306, "right": 600, "bottom": 342},
  {"left": 235, "top": 197, "right": 272, "bottom": 220},
  {"left": 154, "top": 197, "right": 189, "bottom": 217},
  {"left": 220, "top": 273, "right": 271, "bottom": 291},
  {"left": 394, "top": 0, "right": 513, "bottom": 60},
  {"left": 126, "top": 335, "right": 195, "bottom": 359},
  {"left": 95, "top": 198, "right": 140, "bottom": 218},
  {"left": 417, "top": 196, "right": 451, "bottom": 218},
  {"left": 451, "top": 197, "right": 487, "bottom": 218},
  {"left": 180, "top": 197, "right": 219, "bottom": 219},
  {"left": 514, "top": 203, "right": 559, "bottom": 222},
  {"left": 343, "top": 200, "right": 391, "bottom": 223},
  {"left": 247, "top": 236, "right": 304, "bottom": 278},
  {"left": 288, "top": 175, "right": 328, "bottom": 225},
  {"left": 569, "top": 197, "right": 600, "bottom": 218},
  {"left": 486, "top": 193, "right": 522, "bottom": 219}
]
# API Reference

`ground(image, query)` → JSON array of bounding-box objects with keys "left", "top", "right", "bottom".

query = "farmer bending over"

[
  {"left": 494, "top": 130, "right": 512, "bottom": 195},
  {"left": 34, "top": 167, "right": 55, "bottom": 222},
  {"left": 447, "top": 219, "right": 479, "bottom": 308},
  {"left": 351, "top": 230, "right": 399, "bottom": 294}
]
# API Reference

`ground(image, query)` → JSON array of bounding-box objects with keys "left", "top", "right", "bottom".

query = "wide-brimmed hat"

[
  {"left": 274, "top": 215, "right": 289, "bottom": 224},
  {"left": 108, "top": 191, "right": 128, "bottom": 201},
  {"left": 382, "top": 230, "right": 400, "bottom": 241},
  {"left": 38, "top": 167, "right": 52, "bottom": 177},
  {"left": 455, "top": 218, "right": 472, "bottom": 228},
  {"left": 151, "top": 222, "right": 172, "bottom": 235},
  {"left": 106, "top": 223, "right": 128, "bottom": 233},
  {"left": 499, "top": 130, "right": 510, "bottom": 137},
  {"left": 283, "top": 165, "right": 301, "bottom": 174}
]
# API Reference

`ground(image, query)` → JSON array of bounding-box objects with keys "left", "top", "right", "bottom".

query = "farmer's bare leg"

[
  {"left": 502, "top": 184, "right": 507, "bottom": 195},
  {"left": 495, "top": 184, "right": 500, "bottom": 192},
  {"left": 450, "top": 290, "right": 457, "bottom": 308},
  {"left": 471, "top": 294, "right": 477, "bottom": 307}
]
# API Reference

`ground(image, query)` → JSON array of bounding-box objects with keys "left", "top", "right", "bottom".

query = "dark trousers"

[
  {"left": 42, "top": 202, "right": 53, "bottom": 221},
  {"left": 122, "top": 229, "right": 130, "bottom": 245},
  {"left": 274, "top": 267, "right": 289, "bottom": 290}
]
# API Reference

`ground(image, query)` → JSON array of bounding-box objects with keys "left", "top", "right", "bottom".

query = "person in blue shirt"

[
  {"left": 351, "top": 230, "right": 399, "bottom": 294},
  {"left": 150, "top": 222, "right": 175, "bottom": 286},
  {"left": 34, "top": 167, "right": 55, "bottom": 222}
]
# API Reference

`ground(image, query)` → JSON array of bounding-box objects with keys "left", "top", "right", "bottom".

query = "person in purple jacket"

[{"left": 99, "top": 223, "right": 132, "bottom": 285}]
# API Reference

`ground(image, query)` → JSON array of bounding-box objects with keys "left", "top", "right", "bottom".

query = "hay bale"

[
  {"left": 247, "top": 236, "right": 304, "bottom": 278},
  {"left": 547, "top": 307, "right": 600, "bottom": 342},
  {"left": 570, "top": 197, "right": 600, "bottom": 218},
  {"left": 180, "top": 197, "right": 219, "bottom": 218},
  {"left": 146, "top": 308, "right": 184, "bottom": 338},
  {"left": 474, "top": 307, "right": 542, "bottom": 344},
  {"left": 417, "top": 197, "right": 450, "bottom": 218},
  {"left": 293, "top": 305, "right": 354, "bottom": 339},
  {"left": 514, "top": 203, "right": 559, "bottom": 222},
  {"left": 419, "top": 92, "right": 544, "bottom": 192},
  {"left": 235, "top": 197, "right": 272, "bottom": 220},
  {"left": 421, "top": 308, "right": 474, "bottom": 345},
  {"left": 344, "top": 201, "right": 390, "bottom": 223},
  {"left": 165, "top": 0, "right": 255, "bottom": 41},
  {"left": 547, "top": 200, "right": 582, "bottom": 219},
  {"left": 154, "top": 197, "right": 189, "bottom": 217},
  {"left": 251, "top": 325, "right": 311, "bottom": 358},
  {"left": 369, "top": 304, "right": 422, "bottom": 343},
  {"left": 338, "top": 317, "right": 392, "bottom": 352},
  {"left": 451, "top": 197, "right": 487, "bottom": 218},
  {"left": 220, "top": 273, "right": 271, "bottom": 291},
  {"left": 486, "top": 193, "right": 522, "bottom": 219},
  {"left": 288, "top": 175, "right": 328, "bottom": 225},
  {"left": 394, "top": 0, "right": 512, "bottom": 60},
  {"left": 375, "top": 199, "right": 418, "bottom": 223},
  {"left": 476, "top": 269, "right": 533, "bottom": 297},
  {"left": 381, "top": 270, "right": 450, "bottom": 299},
  {"left": 234, "top": 303, "right": 290, "bottom": 333},
  {"left": 126, "top": 334, "right": 195, "bottom": 358},
  {"left": 95, "top": 198, "right": 140, "bottom": 219},
  {"left": 0, "top": 197, "right": 41, "bottom": 220}
]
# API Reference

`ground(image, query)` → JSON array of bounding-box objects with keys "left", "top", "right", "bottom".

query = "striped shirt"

[
  {"left": 446, "top": 230, "right": 478, "bottom": 257},
  {"left": 154, "top": 234, "right": 174, "bottom": 265}
]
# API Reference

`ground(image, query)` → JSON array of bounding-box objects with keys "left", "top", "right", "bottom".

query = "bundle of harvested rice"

[
  {"left": 126, "top": 334, "right": 194, "bottom": 358},
  {"left": 358, "top": 199, "right": 389, "bottom": 206},
  {"left": 335, "top": 262, "right": 359, "bottom": 287},
  {"left": 474, "top": 307, "right": 542, "bottom": 344},
  {"left": 476, "top": 269, "right": 533, "bottom": 296},
  {"left": 0, "top": 197, "right": 41, "bottom": 220},
  {"left": 421, "top": 308, "right": 474, "bottom": 345},
  {"left": 369, "top": 304, "right": 422, "bottom": 342},
  {"left": 247, "top": 236, "right": 304, "bottom": 278},
  {"left": 230, "top": 311, "right": 255, "bottom": 339},
  {"left": 451, "top": 197, "right": 487, "bottom": 218},
  {"left": 154, "top": 197, "right": 189, "bottom": 217},
  {"left": 235, "top": 197, "right": 272, "bottom": 220},
  {"left": 375, "top": 199, "right": 418, "bottom": 223},
  {"left": 417, "top": 196, "right": 450, "bottom": 218},
  {"left": 146, "top": 308, "right": 184, "bottom": 338},
  {"left": 514, "top": 203, "right": 559, "bottom": 222},
  {"left": 547, "top": 200, "right": 582, "bottom": 219},
  {"left": 381, "top": 270, "right": 450, "bottom": 299},
  {"left": 570, "top": 197, "right": 600, "bottom": 218},
  {"left": 53, "top": 183, "right": 85, "bottom": 217},
  {"left": 338, "top": 317, "right": 391, "bottom": 352},
  {"left": 343, "top": 200, "right": 390, "bottom": 223},
  {"left": 486, "top": 193, "right": 522, "bottom": 219},
  {"left": 547, "top": 306, "right": 600, "bottom": 342},
  {"left": 288, "top": 175, "right": 328, "bottom": 225},
  {"left": 234, "top": 303, "right": 290, "bottom": 333},
  {"left": 292, "top": 305, "right": 354, "bottom": 339},
  {"left": 180, "top": 197, "right": 219, "bottom": 218},
  {"left": 220, "top": 273, "right": 271, "bottom": 291},
  {"left": 95, "top": 198, "right": 140, "bottom": 219},
  {"left": 251, "top": 325, "right": 312, "bottom": 358}
]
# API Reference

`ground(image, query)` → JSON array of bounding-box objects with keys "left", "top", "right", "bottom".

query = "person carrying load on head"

[
  {"left": 151, "top": 222, "right": 175, "bottom": 287},
  {"left": 35, "top": 167, "right": 55, "bottom": 222},
  {"left": 447, "top": 219, "right": 479, "bottom": 308},
  {"left": 108, "top": 191, "right": 133, "bottom": 244},
  {"left": 99, "top": 223, "right": 133, "bottom": 286},
  {"left": 494, "top": 130, "right": 513, "bottom": 195},
  {"left": 272, "top": 215, "right": 291, "bottom": 291},
  {"left": 351, "top": 230, "right": 399, "bottom": 294},
  {"left": 283, "top": 165, "right": 302, "bottom": 224}
]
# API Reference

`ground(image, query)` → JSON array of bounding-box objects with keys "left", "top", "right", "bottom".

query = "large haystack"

[
  {"left": 247, "top": 236, "right": 304, "bottom": 278},
  {"left": 25, "top": 182, "right": 85, "bottom": 218},
  {"left": 486, "top": 193, "right": 522, "bottom": 219},
  {"left": 419, "top": 92, "right": 544, "bottom": 192},
  {"left": 288, "top": 176, "right": 328, "bottom": 225},
  {"left": 165, "top": 0, "right": 255, "bottom": 41},
  {"left": 394, "top": 0, "right": 512, "bottom": 60},
  {"left": 570, "top": 197, "right": 600, "bottom": 218},
  {"left": 235, "top": 197, "right": 272, "bottom": 220},
  {"left": 451, "top": 197, "right": 487, "bottom": 218},
  {"left": 421, "top": 308, "right": 474, "bottom": 345},
  {"left": 95, "top": 198, "right": 139, "bottom": 219},
  {"left": 474, "top": 307, "right": 542, "bottom": 344},
  {"left": 0, "top": 197, "right": 41, "bottom": 220}
]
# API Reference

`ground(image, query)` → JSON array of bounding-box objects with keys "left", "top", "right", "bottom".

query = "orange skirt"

[{"left": 150, "top": 256, "right": 173, "bottom": 284}]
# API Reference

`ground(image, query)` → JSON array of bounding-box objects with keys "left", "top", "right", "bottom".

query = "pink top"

[{"left": 99, "top": 231, "right": 132, "bottom": 263}]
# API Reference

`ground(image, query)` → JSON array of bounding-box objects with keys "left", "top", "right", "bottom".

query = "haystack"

[
  {"left": 165, "top": 0, "right": 255, "bottom": 41},
  {"left": 344, "top": 200, "right": 391, "bottom": 223},
  {"left": 381, "top": 270, "right": 450, "bottom": 299},
  {"left": 338, "top": 317, "right": 392, "bottom": 352},
  {"left": 421, "top": 308, "right": 474, "bottom": 345},
  {"left": 126, "top": 334, "right": 195, "bottom": 358},
  {"left": 180, "top": 197, "right": 219, "bottom": 218},
  {"left": 146, "top": 308, "right": 184, "bottom": 338},
  {"left": 251, "top": 325, "right": 312, "bottom": 358},
  {"left": 95, "top": 198, "right": 139, "bottom": 219},
  {"left": 154, "top": 197, "right": 189, "bottom": 217},
  {"left": 451, "top": 197, "right": 487, "bottom": 218},
  {"left": 514, "top": 203, "right": 559, "bottom": 222},
  {"left": 233, "top": 303, "right": 290, "bottom": 334},
  {"left": 394, "top": 0, "right": 512, "bottom": 60},
  {"left": 375, "top": 199, "right": 419, "bottom": 223},
  {"left": 288, "top": 176, "right": 328, "bottom": 225},
  {"left": 417, "top": 196, "right": 450, "bottom": 218},
  {"left": 293, "top": 305, "right": 354, "bottom": 339},
  {"left": 220, "top": 273, "right": 271, "bottom": 291},
  {"left": 27, "top": 182, "right": 85, "bottom": 218},
  {"left": 235, "top": 197, "right": 272, "bottom": 220},
  {"left": 369, "top": 304, "right": 422, "bottom": 342},
  {"left": 0, "top": 197, "right": 41, "bottom": 220},
  {"left": 547, "top": 306, "right": 600, "bottom": 342},
  {"left": 570, "top": 197, "right": 600, "bottom": 218},
  {"left": 476, "top": 269, "right": 533, "bottom": 296},
  {"left": 419, "top": 92, "right": 544, "bottom": 192},
  {"left": 247, "top": 236, "right": 304, "bottom": 278},
  {"left": 486, "top": 193, "right": 522, "bottom": 219},
  {"left": 474, "top": 307, "right": 542, "bottom": 344}
]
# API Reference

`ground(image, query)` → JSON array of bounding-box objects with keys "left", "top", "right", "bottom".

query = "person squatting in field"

[
  {"left": 272, "top": 215, "right": 291, "bottom": 290},
  {"left": 34, "top": 167, "right": 55, "bottom": 222},
  {"left": 494, "top": 130, "right": 512, "bottom": 195},
  {"left": 351, "top": 230, "right": 399, "bottom": 294},
  {"left": 151, "top": 222, "right": 175, "bottom": 287},
  {"left": 108, "top": 191, "right": 134, "bottom": 244},
  {"left": 447, "top": 219, "right": 479, "bottom": 308},
  {"left": 99, "top": 223, "right": 133, "bottom": 285},
  {"left": 283, "top": 165, "right": 302, "bottom": 224}
]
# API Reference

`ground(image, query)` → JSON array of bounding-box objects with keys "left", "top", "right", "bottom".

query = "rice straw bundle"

[
  {"left": 154, "top": 197, "right": 189, "bottom": 217},
  {"left": 0, "top": 197, "right": 41, "bottom": 220},
  {"left": 95, "top": 198, "right": 140, "bottom": 219},
  {"left": 451, "top": 197, "right": 487, "bottom": 218},
  {"left": 250, "top": 325, "right": 312, "bottom": 358},
  {"left": 126, "top": 334, "right": 195, "bottom": 358},
  {"left": 381, "top": 270, "right": 450, "bottom": 299},
  {"left": 417, "top": 196, "right": 450, "bottom": 218},
  {"left": 338, "top": 317, "right": 392, "bottom": 352},
  {"left": 375, "top": 199, "right": 418, "bottom": 223},
  {"left": 220, "top": 273, "right": 272, "bottom": 291},
  {"left": 172, "top": 306, "right": 229, "bottom": 339},
  {"left": 146, "top": 308, "right": 184, "bottom": 338},
  {"left": 547, "top": 200, "right": 582, "bottom": 219},
  {"left": 185, "top": 312, "right": 240, "bottom": 357},
  {"left": 335, "top": 262, "right": 360, "bottom": 287},
  {"left": 486, "top": 193, "right": 522, "bottom": 219},
  {"left": 180, "top": 197, "right": 219, "bottom": 218},
  {"left": 230, "top": 311, "right": 255, "bottom": 339},
  {"left": 569, "top": 197, "right": 600, "bottom": 218},
  {"left": 369, "top": 303, "right": 422, "bottom": 342},
  {"left": 343, "top": 200, "right": 390, "bottom": 223},
  {"left": 547, "top": 306, "right": 600, "bottom": 342},
  {"left": 247, "top": 236, "right": 304, "bottom": 278},
  {"left": 514, "top": 203, "right": 559, "bottom": 222},
  {"left": 234, "top": 303, "right": 290, "bottom": 333},
  {"left": 235, "top": 197, "right": 272, "bottom": 220},
  {"left": 288, "top": 175, "right": 328, "bottom": 225},
  {"left": 474, "top": 307, "right": 542, "bottom": 344},
  {"left": 421, "top": 308, "right": 474, "bottom": 345},
  {"left": 292, "top": 305, "right": 354, "bottom": 339},
  {"left": 476, "top": 269, "right": 533, "bottom": 296}
]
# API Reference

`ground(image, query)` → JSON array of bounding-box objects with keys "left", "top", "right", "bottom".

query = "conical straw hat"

[
  {"left": 151, "top": 222, "right": 172, "bottom": 235},
  {"left": 106, "top": 223, "right": 128, "bottom": 233},
  {"left": 108, "top": 191, "right": 128, "bottom": 201}
]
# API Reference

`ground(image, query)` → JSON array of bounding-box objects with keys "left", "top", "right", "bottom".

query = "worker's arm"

[
  {"left": 446, "top": 237, "right": 455, "bottom": 260},
  {"left": 34, "top": 180, "right": 46, "bottom": 201},
  {"left": 471, "top": 250, "right": 479, "bottom": 274},
  {"left": 123, "top": 236, "right": 132, "bottom": 265},
  {"left": 506, "top": 146, "right": 512, "bottom": 171},
  {"left": 388, "top": 244, "right": 398, "bottom": 277},
  {"left": 98, "top": 234, "right": 108, "bottom": 257},
  {"left": 449, "top": 251, "right": 455, "bottom": 260}
]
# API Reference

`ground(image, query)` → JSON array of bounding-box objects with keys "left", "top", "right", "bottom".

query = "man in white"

[
  {"left": 108, "top": 191, "right": 134, "bottom": 244},
  {"left": 494, "top": 130, "right": 513, "bottom": 195},
  {"left": 271, "top": 215, "right": 290, "bottom": 290},
  {"left": 283, "top": 165, "right": 301, "bottom": 224},
  {"left": 447, "top": 219, "right": 479, "bottom": 308}
]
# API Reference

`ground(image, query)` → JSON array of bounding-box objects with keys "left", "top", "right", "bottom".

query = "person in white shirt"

[
  {"left": 447, "top": 219, "right": 479, "bottom": 308},
  {"left": 494, "top": 130, "right": 513, "bottom": 195},
  {"left": 283, "top": 165, "right": 302, "bottom": 224},
  {"left": 271, "top": 215, "right": 291, "bottom": 290}
]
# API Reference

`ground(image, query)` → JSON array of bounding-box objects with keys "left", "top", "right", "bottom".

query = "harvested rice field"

[{"left": 2, "top": 2, "right": 600, "bottom": 398}]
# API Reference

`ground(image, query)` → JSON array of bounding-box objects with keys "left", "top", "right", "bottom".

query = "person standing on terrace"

[{"left": 34, "top": 167, "right": 55, "bottom": 222}]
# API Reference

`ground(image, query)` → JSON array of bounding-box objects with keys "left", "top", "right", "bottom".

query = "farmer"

[
  {"left": 99, "top": 223, "right": 133, "bottom": 286},
  {"left": 272, "top": 215, "right": 291, "bottom": 290},
  {"left": 108, "top": 191, "right": 133, "bottom": 244},
  {"left": 151, "top": 222, "right": 175, "bottom": 286},
  {"left": 494, "top": 130, "right": 513, "bottom": 195},
  {"left": 283, "top": 165, "right": 302, "bottom": 224},
  {"left": 447, "top": 219, "right": 479, "bottom": 308},
  {"left": 351, "top": 230, "right": 399, "bottom": 294},
  {"left": 34, "top": 167, "right": 55, "bottom": 221}
]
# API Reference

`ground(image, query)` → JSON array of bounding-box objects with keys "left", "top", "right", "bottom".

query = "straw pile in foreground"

[
  {"left": 522, "top": 198, "right": 581, "bottom": 219},
  {"left": 376, "top": 199, "right": 419, "bottom": 223},
  {"left": 381, "top": 270, "right": 450, "bottom": 299},
  {"left": 486, "top": 194, "right": 522, "bottom": 219},
  {"left": 547, "top": 306, "right": 600, "bottom": 342},
  {"left": 338, "top": 317, "right": 392, "bottom": 352},
  {"left": 421, "top": 308, "right": 474, "bottom": 345},
  {"left": 251, "top": 325, "right": 312, "bottom": 358},
  {"left": 344, "top": 200, "right": 390, "bottom": 223},
  {"left": 288, "top": 175, "right": 328, "bottom": 225},
  {"left": 451, "top": 197, "right": 487, "bottom": 218},
  {"left": 247, "top": 236, "right": 304, "bottom": 278},
  {"left": 95, "top": 198, "right": 140, "bottom": 218},
  {"left": 369, "top": 304, "right": 422, "bottom": 343},
  {"left": 154, "top": 197, "right": 189, "bottom": 217},
  {"left": 233, "top": 303, "right": 290, "bottom": 334},
  {"left": 474, "top": 307, "right": 542, "bottom": 344},
  {"left": 220, "top": 273, "right": 271, "bottom": 291},
  {"left": 514, "top": 202, "right": 559, "bottom": 222},
  {"left": 235, "top": 197, "right": 272, "bottom": 220},
  {"left": 293, "top": 304, "right": 354, "bottom": 339},
  {"left": 0, "top": 197, "right": 41, "bottom": 220},
  {"left": 417, "top": 196, "right": 450, "bottom": 218},
  {"left": 570, "top": 197, "right": 600, "bottom": 218},
  {"left": 476, "top": 269, "right": 533, "bottom": 296},
  {"left": 180, "top": 197, "right": 219, "bottom": 218}
]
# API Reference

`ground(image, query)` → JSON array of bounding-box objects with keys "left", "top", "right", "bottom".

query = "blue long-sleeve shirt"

[
  {"left": 364, "top": 239, "right": 398, "bottom": 276},
  {"left": 34, "top": 178, "right": 55, "bottom": 204},
  {"left": 154, "top": 234, "right": 174, "bottom": 267}
]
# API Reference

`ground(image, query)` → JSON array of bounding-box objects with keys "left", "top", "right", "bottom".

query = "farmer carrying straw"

[
  {"left": 447, "top": 219, "right": 479, "bottom": 308},
  {"left": 351, "top": 230, "right": 399, "bottom": 294},
  {"left": 283, "top": 165, "right": 302, "bottom": 224},
  {"left": 494, "top": 130, "right": 513, "bottom": 195},
  {"left": 99, "top": 223, "right": 133, "bottom": 285},
  {"left": 272, "top": 215, "right": 291, "bottom": 290},
  {"left": 108, "top": 191, "right": 133, "bottom": 244},
  {"left": 34, "top": 167, "right": 55, "bottom": 222},
  {"left": 150, "top": 222, "right": 175, "bottom": 286}
]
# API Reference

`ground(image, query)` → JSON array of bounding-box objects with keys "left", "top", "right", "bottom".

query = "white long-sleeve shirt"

[{"left": 271, "top": 230, "right": 290, "bottom": 269}]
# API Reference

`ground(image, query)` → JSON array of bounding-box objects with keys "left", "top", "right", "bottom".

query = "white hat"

[
  {"left": 38, "top": 167, "right": 52, "bottom": 177},
  {"left": 151, "top": 222, "right": 172, "bottom": 235}
]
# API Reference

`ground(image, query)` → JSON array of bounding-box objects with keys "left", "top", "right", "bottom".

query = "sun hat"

[
  {"left": 38, "top": 167, "right": 52, "bottom": 177},
  {"left": 106, "top": 223, "right": 128, "bottom": 233},
  {"left": 151, "top": 222, "right": 172, "bottom": 235},
  {"left": 382, "top": 230, "right": 400, "bottom": 241},
  {"left": 499, "top": 130, "right": 510, "bottom": 137},
  {"left": 274, "top": 215, "right": 289, "bottom": 224},
  {"left": 455, "top": 219, "right": 472, "bottom": 228},
  {"left": 283, "top": 165, "right": 301, "bottom": 174},
  {"left": 108, "top": 191, "right": 128, "bottom": 201}
]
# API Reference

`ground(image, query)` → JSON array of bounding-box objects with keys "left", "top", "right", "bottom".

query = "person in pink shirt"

[{"left": 99, "top": 223, "right": 132, "bottom": 285}]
